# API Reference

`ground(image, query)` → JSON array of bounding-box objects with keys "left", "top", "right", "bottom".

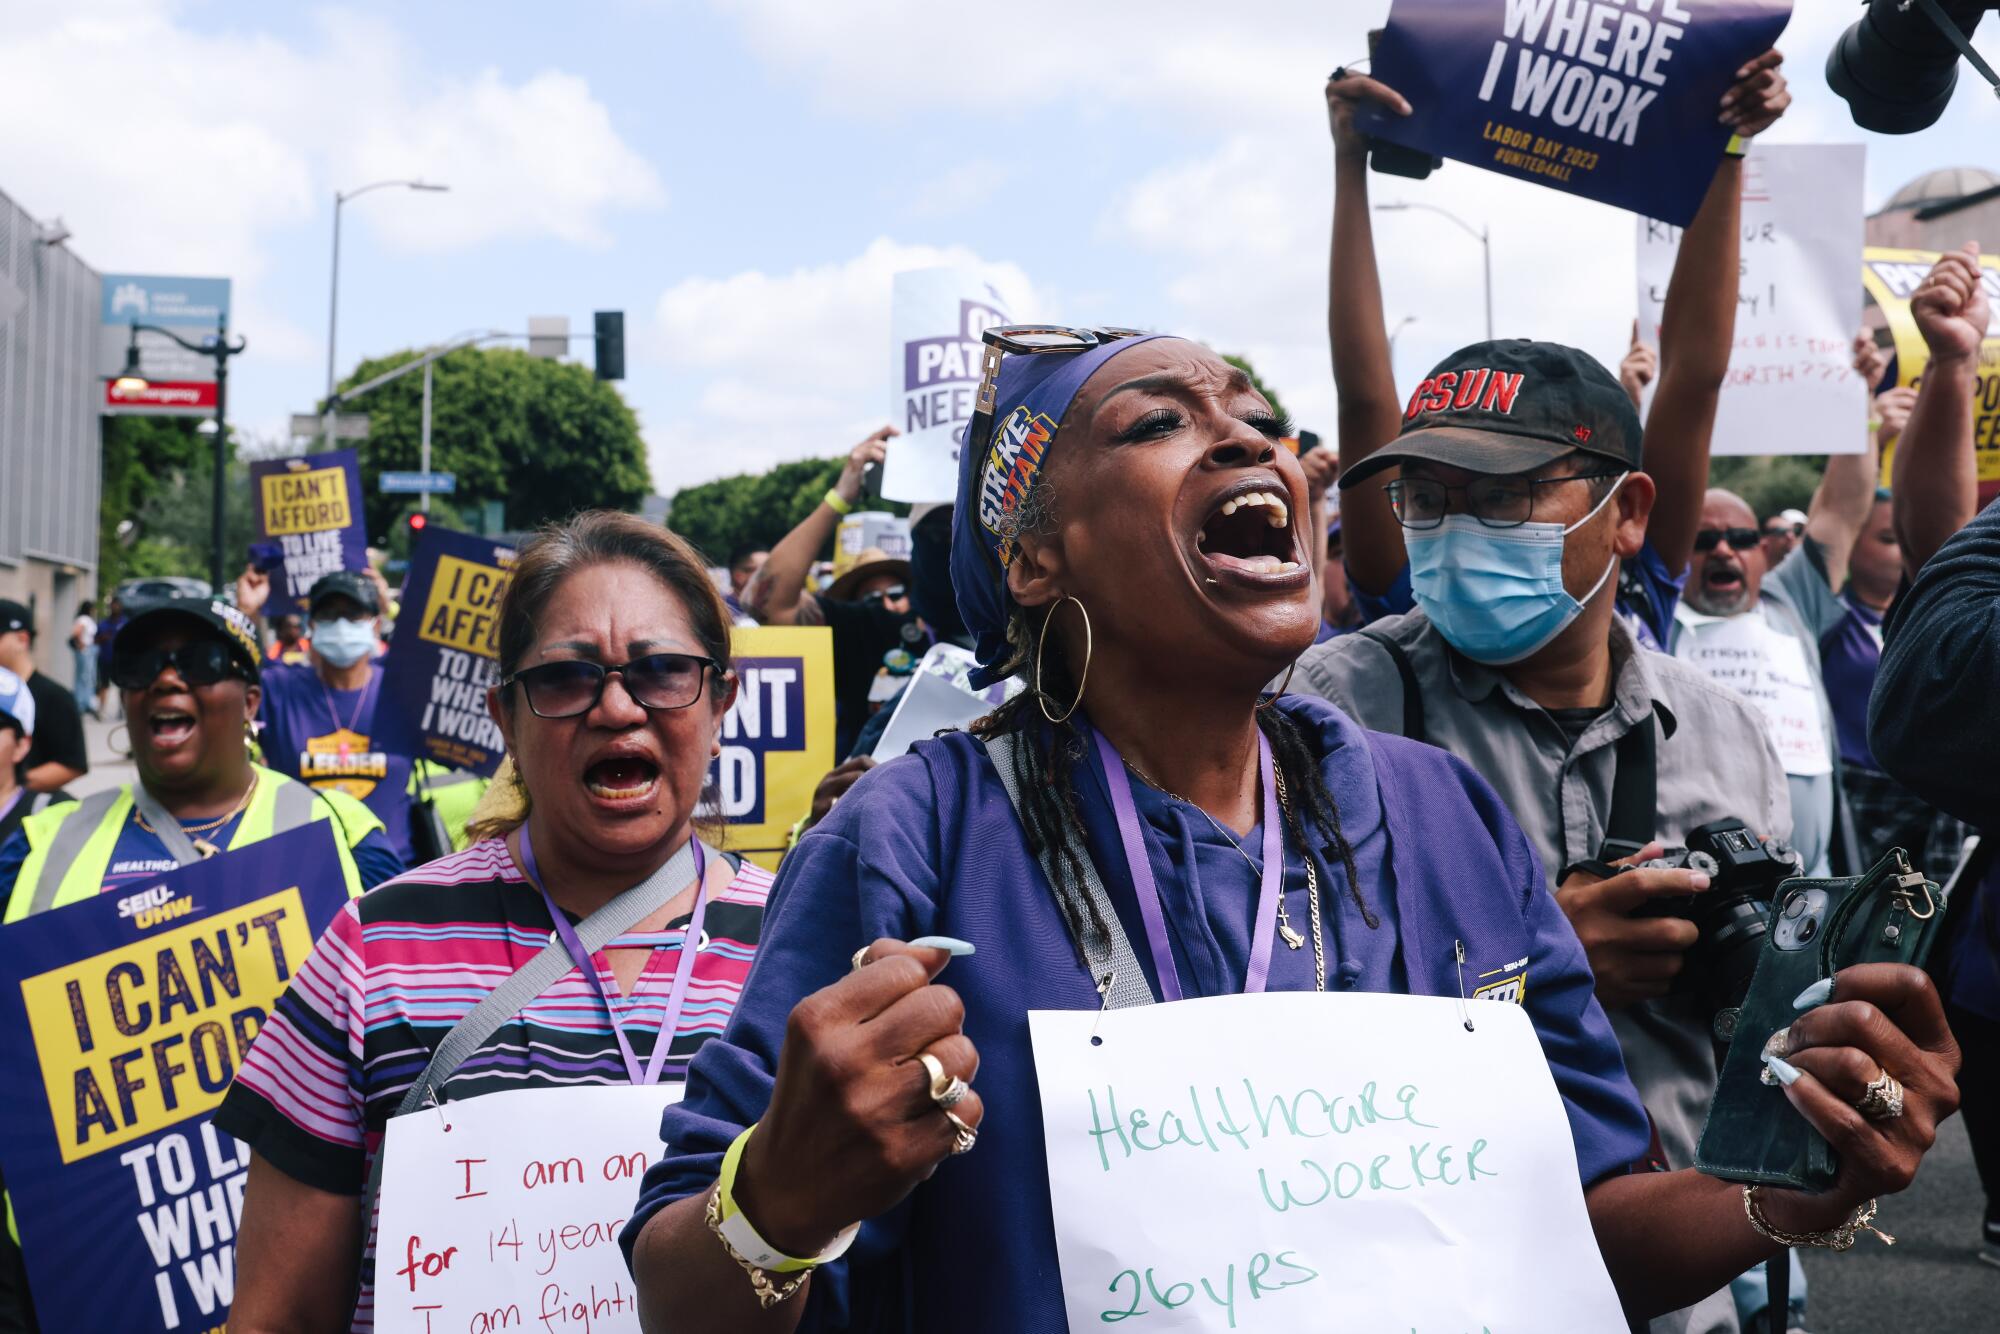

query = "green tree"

[
  {"left": 1708, "top": 455, "right": 1825, "bottom": 523},
  {"left": 667, "top": 458, "right": 850, "bottom": 566},
  {"left": 98, "top": 416, "right": 234, "bottom": 593},
  {"left": 337, "top": 346, "right": 650, "bottom": 542},
  {"left": 1222, "top": 354, "right": 1288, "bottom": 425}
]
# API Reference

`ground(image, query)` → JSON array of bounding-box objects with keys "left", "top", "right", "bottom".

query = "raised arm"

[
  {"left": 1804, "top": 385, "right": 1886, "bottom": 598},
  {"left": 1892, "top": 244, "right": 1987, "bottom": 575},
  {"left": 1643, "top": 50, "right": 1791, "bottom": 575},
  {"left": 747, "top": 427, "right": 894, "bottom": 626},
  {"left": 1325, "top": 72, "right": 1414, "bottom": 596}
]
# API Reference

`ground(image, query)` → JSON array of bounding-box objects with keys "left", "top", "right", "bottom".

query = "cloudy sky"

[{"left": 6, "top": 0, "right": 1997, "bottom": 498}]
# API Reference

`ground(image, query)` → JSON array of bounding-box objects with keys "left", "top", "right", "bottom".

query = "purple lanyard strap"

[
  {"left": 1091, "top": 728, "right": 1282, "bottom": 1002},
  {"left": 518, "top": 823, "right": 710, "bottom": 1087}
]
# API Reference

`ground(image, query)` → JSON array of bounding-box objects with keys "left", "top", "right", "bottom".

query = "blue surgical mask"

[
  {"left": 1404, "top": 475, "right": 1625, "bottom": 666},
  {"left": 310, "top": 618, "right": 376, "bottom": 668}
]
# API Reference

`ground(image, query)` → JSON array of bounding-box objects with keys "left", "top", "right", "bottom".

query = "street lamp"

[
  {"left": 325, "top": 178, "right": 448, "bottom": 446},
  {"left": 1375, "top": 202, "right": 1493, "bottom": 341},
  {"left": 112, "top": 317, "right": 248, "bottom": 594}
]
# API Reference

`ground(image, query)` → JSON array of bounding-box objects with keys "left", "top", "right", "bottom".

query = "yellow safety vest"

[
  {"left": 3, "top": 764, "right": 382, "bottom": 923},
  {"left": 410, "top": 761, "right": 491, "bottom": 855}
]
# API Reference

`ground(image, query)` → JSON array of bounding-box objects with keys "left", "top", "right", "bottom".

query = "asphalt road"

[{"left": 60, "top": 721, "right": 2000, "bottom": 1329}]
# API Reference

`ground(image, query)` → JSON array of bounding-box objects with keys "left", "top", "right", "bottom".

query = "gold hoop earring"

[
  {"left": 1035, "top": 595, "right": 1093, "bottom": 725},
  {"left": 1259, "top": 661, "right": 1296, "bottom": 709}
]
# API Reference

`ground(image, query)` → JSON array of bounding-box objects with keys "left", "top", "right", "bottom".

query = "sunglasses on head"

[
  {"left": 964, "top": 325, "right": 1148, "bottom": 467},
  {"left": 111, "top": 641, "right": 248, "bottom": 691},
  {"left": 502, "top": 652, "right": 723, "bottom": 720},
  {"left": 1694, "top": 527, "right": 1763, "bottom": 554}
]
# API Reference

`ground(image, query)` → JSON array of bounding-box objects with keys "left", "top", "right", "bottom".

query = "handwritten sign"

[
  {"left": 374, "top": 1085, "right": 682, "bottom": 1334},
  {"left": 374, "top": 528, "right": 517, "bottom": 778},
  {"left": 1638, "top": 144, "right": 1867, "bottom": 456},
  {"left": 713, "top": 626, "right": 835, "bottom": 871},
  {"left": 1865, "top": 245, "right": 2000, "bottom": 502},
  {"left": 884, "top": 268, "right": 1012, "bottom": 502},
  {"left": 1358, "top": 0, "right": 1792, "bottom": 225},
  {"left": 1029, "top": 992, "right": 1626, "bottom": 1332},
  {"left": 0, "top": 824, "right": 352, "bottom": 1332},
  {"left": 1673, "top": 605, "right": 1831, "bottom": 776},
  {"left": 249, "top": 449, "right": 369, "bottom": 613}
]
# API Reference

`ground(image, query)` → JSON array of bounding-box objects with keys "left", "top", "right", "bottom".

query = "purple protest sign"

[
  {"left": 372, "top": 526, "right": 516, "bottom": 778},
  {"left": 249, "top": 449, "right": 369, "bottom": 613},
  {"left": 1357, "top": 0, "right": 1792, "bottom": 226}
]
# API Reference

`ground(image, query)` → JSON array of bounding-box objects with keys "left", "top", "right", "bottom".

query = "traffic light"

[
  {"left": 594, "top": 310, "right": 625, "bottom": 381},
  {"left": 407, "top": 512, "right": 428, "bottom": 535}
]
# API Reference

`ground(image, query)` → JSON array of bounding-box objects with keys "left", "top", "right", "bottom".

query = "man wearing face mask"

[
  {"left": 1297, "top": 340, "right": 1791, "bottom": 1334},
  {"left": 241, "top": 570, "right": 425, "bottom": 864}
]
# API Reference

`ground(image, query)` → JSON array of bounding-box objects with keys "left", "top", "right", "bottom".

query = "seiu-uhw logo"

[
  {"left": 116, "top": 884, "right": 193, "bottom": 930},
  {"left": 110, "top": 282, "right": 150, "bottom": 316}
]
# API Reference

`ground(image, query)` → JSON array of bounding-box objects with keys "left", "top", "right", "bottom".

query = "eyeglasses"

[
  {"left": 111, "top": 642, "right": 246, "bottom": 691},
  {"left": 861, "top": 584, "right": 908, "bottom": 605},
  {"left": 965, "top": 324, "right": 1148, "bottom": 458},
  {"left": 502, "top": 653, "right": 723, "bottom": 719},
  {"left": 1383, "top": 471, "right": 1624, "bottom": 530},
  {"left": 1695, "top": 528, "right": 1764, "bottom": 553}
]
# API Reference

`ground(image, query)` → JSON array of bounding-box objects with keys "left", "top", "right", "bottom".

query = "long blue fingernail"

[
  {"left": 1793, "top": 978, "right": 1834, "bottom": 1011},
  {"left": 909, "top": 936, "right": 976, "bottom": 956},
  {"left": 1764, "top": 1055, "right": 1803, "bottom": 1087}
]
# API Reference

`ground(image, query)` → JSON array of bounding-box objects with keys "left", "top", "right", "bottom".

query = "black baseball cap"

[
  {"left": 1340, "top": 339, "right": 1642, "bottom": 489},
  {"left": 307, "top": 570, "right": 380, "bottom": 616},
  {"left": 114, "top": 596, "right": 263, "bottom": 682},
  {"left": 0, "top": 600, "right": 31, "bottom": 637}
]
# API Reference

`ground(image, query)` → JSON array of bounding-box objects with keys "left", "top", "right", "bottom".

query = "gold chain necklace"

[
  {"left": 133, "top": 772, "right": 259, "bottom": 858},
  {"left": 1122, "top": 757, "right": 1326, "bottom": 992}
]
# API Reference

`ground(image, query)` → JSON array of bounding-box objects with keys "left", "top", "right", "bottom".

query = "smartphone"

[
  {"left": 1297, "top": 429, "right": 1322, "bottom": 456},
  {"left": 1361, "top": 29, "right": 1441, "bottom": 181},
  {"left": 1695, "top": 848, "right": 1953, "bottom": 1191}
]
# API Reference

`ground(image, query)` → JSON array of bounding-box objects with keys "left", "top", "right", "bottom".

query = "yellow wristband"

[
  {"left": 823, "top": 489, "right": 854, "bottom": 517},
  {"left": 715, "top": 1124, "right": 857, "bottom": 1274},
  {"left": 1724, "top": 133, "right": 1748, "bottom": 158}
]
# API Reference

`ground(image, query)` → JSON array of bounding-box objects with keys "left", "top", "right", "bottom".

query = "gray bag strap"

[
  {"left": 359, "top": 836, "right": 705, "bottom": 1227},
  {"left": 126, "top": 784, "right": 205, "bottom": 867},
  {"left": 984, "top": 732, "right": 1155, "bottom": 1011}
]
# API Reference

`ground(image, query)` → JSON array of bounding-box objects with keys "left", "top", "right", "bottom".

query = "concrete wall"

[{"left": 0, "top": 185, "right": 102, "bottom": 681}]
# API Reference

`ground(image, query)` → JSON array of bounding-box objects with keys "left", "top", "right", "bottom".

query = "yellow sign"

[
  {"left": 21, "top": 888, "right": 315, "bottom": 1163},
  {"left": 1863, "top": 246, "right": 2000, "bottom": 492},
  {"left": 718, "top": 626, "right": 835, "bottom": 872},
  {"left": 417, "top": 554, "right": 510, "bottom": 656},
  {"left": 258, "top": 465, "right": 353, "bottom": 536}
]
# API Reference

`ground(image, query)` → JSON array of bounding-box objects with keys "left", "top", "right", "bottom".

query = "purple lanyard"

[
  {"left": 0, "top": 790, "right": 21, "bottom": 828},
  {"left": 1091, "top": 728, "right": 1282, "bottom": 1002},
  {"left": 517, "top": 823, "right": 711, "bottom": 1087}
]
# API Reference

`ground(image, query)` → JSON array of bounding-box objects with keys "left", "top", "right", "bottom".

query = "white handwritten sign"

[
  {"left": 1673, "top": 606, "right": 1833, "bottom": 777},
  {"left": 1637, "top": 144, "right": 1867, "bottom": 457},
  {"left": 374, "top": 1085, "right": 681, "bottom": 1334},
  {"left": 885, "top": 268, "right": 1011, "bottom": 502},
  {"left": 1029, "top": 992, "right": 1626, "bottom": 1332}
]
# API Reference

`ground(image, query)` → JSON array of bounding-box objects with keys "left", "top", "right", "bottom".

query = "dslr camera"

[{"left": 1633, "top": 819, "right": 1800, "bottom": 1028}]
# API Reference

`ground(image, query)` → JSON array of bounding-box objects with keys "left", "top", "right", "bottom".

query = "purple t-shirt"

[
  {"left": 1819, "top": 589, "right": 1885, "bottom": 771},
  {"left": 256, "top": 661, "right": 417, "bottom": 863}
]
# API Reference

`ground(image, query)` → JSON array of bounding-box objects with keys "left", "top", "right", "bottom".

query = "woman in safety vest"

[{"left": 0, "top": 596, "right": 403, "bottom": 920}]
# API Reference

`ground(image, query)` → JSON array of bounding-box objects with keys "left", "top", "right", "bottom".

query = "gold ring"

[
  {"left": 1855, "top": 1070, "right": 1905, "bottom": 1121},
  {"left": 917, "top": 1052, "right": 947, "bottom": 1095},
  {"left": 850, "top": 945, "right": 871, "bottom": 973},
  {"left": 942, "top": 1106, "right": 978, "bottom": 1154}
]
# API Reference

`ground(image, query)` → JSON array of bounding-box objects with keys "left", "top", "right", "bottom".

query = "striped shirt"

[{"left": 211, "top": 836, "right": 769, "bottom": 1331}]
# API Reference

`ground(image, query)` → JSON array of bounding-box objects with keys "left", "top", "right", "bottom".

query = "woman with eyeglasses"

[
  {"left": 0, "top": 596, "right": 401, "bottom": 923},
  {"left": 219, "top": 511, "right": 771, "bottom": 1333},
  {"left": 620, "top": 330, "right": 1960, "bottom": 1332}
]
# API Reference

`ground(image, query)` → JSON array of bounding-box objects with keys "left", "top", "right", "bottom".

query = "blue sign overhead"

[
  {"left": 1355, "top": 0, "right": 1793, "bottom": 226},
  {"left": 100, "top": 275, "right": 231, "bottom": 326},
  {"left": 378, "top": 472, "right": 458, "bottom": 494}
]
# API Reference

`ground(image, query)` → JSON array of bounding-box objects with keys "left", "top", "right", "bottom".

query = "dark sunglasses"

[
  {"left": 1694, "top": 528, "right": 1763, "bottom": 553},
  {"left": 502, "top": 652, "right": 724, "bottom": 719},
  {"left": 964, "top": 325, "right": 1148, "bottom": 465},
  {"left": 861, "top": 584, "right": 908, "bottom": 604},
  {"left": 112, "top": 641, "right": 247, "bottom": 691}
]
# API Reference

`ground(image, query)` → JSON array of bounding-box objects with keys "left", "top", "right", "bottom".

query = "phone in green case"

[{"left": 1696, "top": 847, "right": 1952, "bottom": 1192}]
